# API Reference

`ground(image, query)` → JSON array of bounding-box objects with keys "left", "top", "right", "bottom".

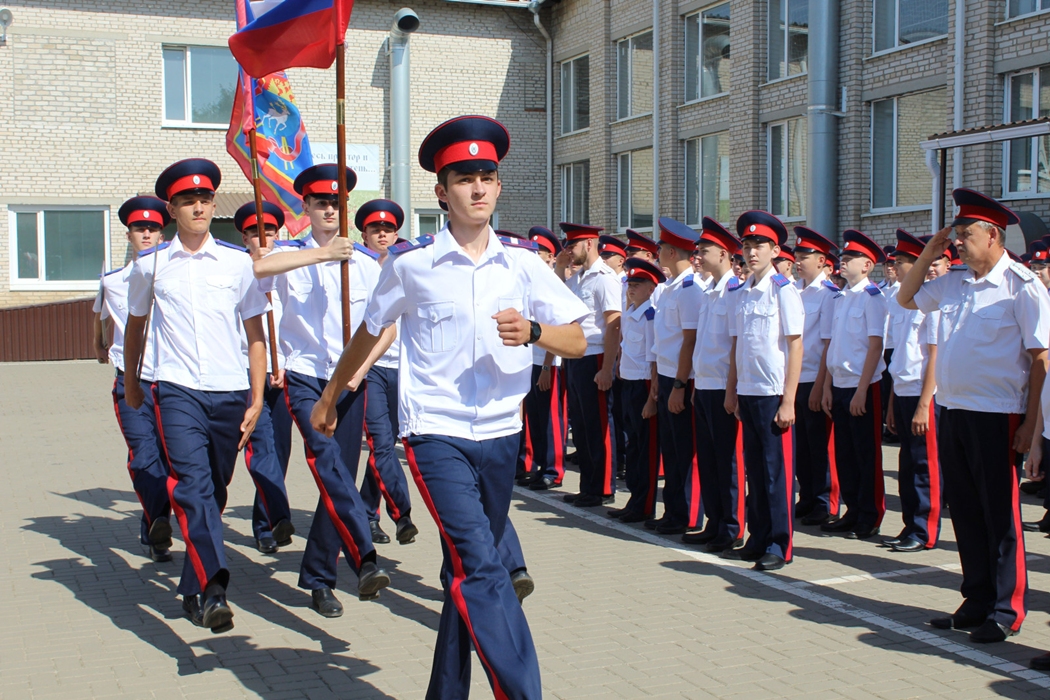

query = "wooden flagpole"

[
  {"left": 248, "top": 128, "right": 282, "bottom": 381},
  {"left": 336, "top": 43, "right": 351, "bottom": 345}
]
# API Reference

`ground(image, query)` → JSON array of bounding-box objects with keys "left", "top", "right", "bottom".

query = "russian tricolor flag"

[{"left": 229, "top": 0, "right": 355, "bottom": 78}]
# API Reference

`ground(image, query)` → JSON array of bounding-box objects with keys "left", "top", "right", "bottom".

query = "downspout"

[
  {"left": 388, "top": 8, "right": 420, "bottom": 234},
  {"left": 529, "top": 0, "right": 553, "bottom": 228},
  {"left": 952, "top": 0, "right": 964, "bottom": 190},
  {"left": 651, "top": 0, "right": 660, "bottom": 226},
  {"left": 926, "top": 148, "right": 943, "bottom": 232},
  {"left": 806, "top": 0, "right": 839, "bottom": 239}
]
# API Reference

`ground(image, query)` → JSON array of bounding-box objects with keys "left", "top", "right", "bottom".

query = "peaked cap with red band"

[
  {"left": 919, "top": 235, "right": 960, "bottom": 264},
  {"left": 293, "top": 164, "right": 358, "bottom": 198},
  {"left": 658, "top": 217, "right": 700, "bottom": 250},
  {"left": 234, "top": 200, "right": 285, "bottom": 233},
  {"left": 891, "top": 229, "right": 925, "bottom": 259},
  {"left": 625, "top": 229, "right": 659, "bottom": 256},
  {"left": 529, "top": 226, "right": 561, "bottom": 255},
  {"left": 840, "top": 229, "right": 886, "bottom": 264},
  {"left": 698, "top": 217, "right": 741, "bottom": 254},
  {"left": 793, "top": 226, "right": 836, "bottom": 256},
  {"left": 775, "top": 245, "right": 795, "bottom": 264},
  {"left": 599, "top": 235, "right": 628, "bottom": 258},
  {"left": 118, "top": 196, "right": 171, "bottom": 229},
  {"left": 355, "top": 199, "right": 404, "bottom": 232},
  {"left": 155, "top": 158, "right": 221, "bottom": 201},
  {"left": 882, "top": 245, "right": 896, "bottom": 262},
  {"left": 560, "top": 222, "right": 604, "bottom": 241},
  {"left": 1031, "top": 241, "right": 1049, "bottom": 263},
  {"left": 826, "top": 252, "right": 840, "bottom": 274},
  {"left": 737, "top": 210, "right": 787, "bottom": 246},
  {"left": 418, "top": 115, "right": 510, "bottom": 174},
  {"left": 951, "top": 187, "right": 1020, "bottom": 229},
  {"left": 495, "top": 229, "right": 524, "bottom": 239},
  {"left": 623, "top": 258, "right": 666, "bottom": 285}
]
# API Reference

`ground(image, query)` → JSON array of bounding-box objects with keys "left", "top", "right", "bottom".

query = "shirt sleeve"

[
  {"left": 126, "top": 257, "right": 153, "bottom": 317},
  {"left": 866, "top": 292, "right": 889, "bottom": 339},
  {"left": 913, "top": 275, "right": 947, "bottom": 314},
  {"left": 237, "top": 257, "right": 272, "bottom": 321},
  {"left": 365, "top": 255, "right": 408, "bottom": 335},
  {"left": 779, "top": 284, "right": 805, "bottom": 337},
  {"left": 526, "top": 255, "right": 590, "bottom": 326},
  {"left": 92, "top": 279, "right": 104, "bottom": 314},
  {"left": 644, "top": 318, "right": 656, "bottom": 363},
  {"left": 819, "top": 293, "right": 834, "bottom": 340},
  {"left": 924, "top": 310, "right": 939, "bottom": 346},
  {"left": 595, "top": 273, "right": 623, "bottom": 315},
  {"left": 1016, "top": 279, "right": 1050, "bottom": 351},
  {"left": 679, "top": 285, "right": 702, "bottom": 331}
]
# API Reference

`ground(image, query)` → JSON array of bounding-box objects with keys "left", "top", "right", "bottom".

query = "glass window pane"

[
  {"left": 561, "top": 62, "right": 572, "bottom": 134},
  {"left": 1008, "top": 73, "right": 1035, "bottom": 193},
  {"left": 787, "top": 0, "right": 808, "bottom": 76},
  {"left": 1011, "top": 73, "right": 1034, "bottom": 121},
  {"left": 787, "top": 119, "right": 807, "bottom": 217},
  {"left": 770, "top": 124, "right": 785, "bottom": 215},
  {"left": 16, "top": 212, "right": 39, "bottom": 280},
  {"left": 685, "top": 139, "right": 700, "bottom": 225},
  {"left": 1008, "top": 0, "right": 1037, "bottom": 18},
  {"left": 163, "top": 48, "right": 186, "bottom": 121},
  {"left": 1039, "top": 68, "right": 1050, "bottom": 193},
  {"left": 685, "top": 13, "right": 700, "bottom": 102},
  {"left": 701, "top": 4, "right": 731, "bottom": 97},
  {"left": 575, "top": 57, "right": 590, "bottom": 130},
  {"left": 575, "top": 163, "right": 590, "bottom": 224},
  {"left": 630, "top": 148, "right": 654, "bottom": 229},
  {"left": 1040, "top": 67, "right": 1050, "bottom": 118},
  {"left": 631, "top": 32, "right": 654, "bottom": 115},
  {"left": 189, "top": 47, "right": 238, "bottom": 125},
  {"left": 42, "top": 211, "right": 105, "bottom": 281},
  {"left": 617, "top": 40, "right": 630, "bottom": 120},
  {"left": 768, "top": 0, "right": 786, "bottom": 81},
  {"left": 872, "top": 100, "right": 896, "bottom": 208},
  {"left": 701, "top": 133, "right": 731, "bottom": 223},
  {"left": 896, "top": 90, "right": 943, "bottom": 206},
  {"left": 873, "top": 0, "right": 895, "bottom": 52},
  {"left": 898, "top": 0, "right": 948, "bottom": 45},
  {"left": 418, "top": 215, "right": 438, "bottom": 237},
  {"left": 619, "top": 154, "right": 631, "bottom": 229}
]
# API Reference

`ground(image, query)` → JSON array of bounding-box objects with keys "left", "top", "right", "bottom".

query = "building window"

[
  {"left": 617, "top": 31, "right": 654, "bottom": 120},
  {"left": 767, "top": 0, "right": 808, "bottom": 81},
  {"left": 685, "top": 3, "right": 731, "bottom": 101},
  {"left": 769, "top": 119, "right": 807, "bottom": 219},
  {"left": 560, "top": 55, "right": 590, "bottom": 134},
  {"left": 873, "top": 0, "right": 949, "bottom": 53},
  {"left": 561, "top": 162, "right": 591, "bottom": 224},
  {"left": 685, "top": 133, "right": 730, "bottom": 225},
  {"left": 163, "top": 45, "right": 239, "bottom": 127},
  {"left": 9, "top": 208, "right": 109, "bottom": 290},
  {"left": 1006, "top": 0, "right": 1050, "bottom": 19},
  {"left": 871, "top": 89, "right": 945, "bottom": 209},
  {"left": 417, "top": 211, "right": 449, "bottom": 237},
  {"left": 1004, "top": 67, "right": 1050, "bottom": 196},
  {"left": 618, "top": 148, "right": 654, "bottom": 230}
]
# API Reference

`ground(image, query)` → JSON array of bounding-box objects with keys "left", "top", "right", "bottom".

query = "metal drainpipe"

[
  {"left": 388, "top": 8, "right": 420, "bottom": 234},
  {"left": 651, "top": 0, "right": 660, "bottom": 226},
  {"left": 806, "top": 0, "right": 840, "bottom": 240},
  {"left": 952, "top": 0, "right": 964, "bottom": 190},
  {"left": 529, "top": 0, "right": 553, "bottom": 228}
]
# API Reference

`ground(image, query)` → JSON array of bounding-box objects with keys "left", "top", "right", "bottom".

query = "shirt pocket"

[
  {"left": 847, "top": 306, "right": 865, "bottom": 334},
  {"left": 498, "top": 295, "right": 525, "bottom": 315},
  {"left": 744, "top": 301, "right": 777, "bottom": 339},
  {"left": 205, "top": 275, "right": 239, "bottom": 309},
  {"left": 288, "top": 274, "right": 313, "bottom": 302},
  {"left": 663, "top": 300, "right": 680, "bottom": 327},
  {"left": 623, "top": 325, "right": 646, "bottom": 356},
  {"left": 964, "top": 302, "right": 1005, "bottom": 340},
  {"left": 153, "top": 277, "right": 183, "bottom": 309},
  {"left": 711, "top": 304, "right": 728, "bottom": 335},
  {"left": 939, "top": 304, "right": 959, "bottom": 341},
  {"left": 416, "top": 301, "right": 457, "bottom": 353}
]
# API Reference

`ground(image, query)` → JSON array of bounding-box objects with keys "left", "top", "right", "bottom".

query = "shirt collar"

[
  {"left": 713, "top": 268, "right": 735, "bottom": 291},
  {"left": 965, "top": 250, "right": 1010, "bottom": 287},
  {"left": 627, "top": 298, "right": 652, "bottom": 320},
  {"left": 671, "top": 267, "right": 694, "bottom": 287},
  {"left": 582, "top": 257, "right": 613, "bottom": 278},
  {"left": 847, "top": 278, "right": 869, "bottom": 294},
  {"left": 748, "top": 266, "right": 775, "bottom": 291},
  {"left": 803, "top": 271, "right": 827, "bottom": 290},
  {"left": 170, "top": 232, "right": 219, "bottom": 260},
  {"left": 433, "top": 224, "right": 507, "bottom": 267}
]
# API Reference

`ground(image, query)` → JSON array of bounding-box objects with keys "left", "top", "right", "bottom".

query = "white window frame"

[
  {"left": 872, "top": 0, "right": 949, "bottom": 56},
  {"left": 560, "top": 54, "right": 590, "bottom": 136},
  {"left": 684, "top": 133, "right": 730, "bottom": 226},
  {"left": 767, "top": 119, "right": 807, "bottom": 221},
  {"left": 767, "top": 0, "right": 808, "bottom": 82},
  {"left": 162, "top": 45, "right": 237, "bottom": 130},
  {"left": 617, "top": 148, "right": 654, "bottom": 232},
  {"left": 1002, "top": 66, "right": 1050, "bottom": 199},
  {"left": 561, "top": 161, "right": 590, "bottom": 224},
  {"left": 1005, "top": 0, "right": 1050, "bottom": 21},
  {"left": 8, "top": 206, "right": 112, "bottom": 292},
  {"left": 414, "top": 210, "right": 448, "bottom": 239},
  {"left": 616, "top": 30, "right": 654, "bottom": 122},
  {"left": 684, "top": 3, "right": 731, "bottom": 104}
]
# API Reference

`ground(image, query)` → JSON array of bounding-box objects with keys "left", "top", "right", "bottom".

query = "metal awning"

[{"left": 921, "top": 117, "right": 1050, "bottom": 151}]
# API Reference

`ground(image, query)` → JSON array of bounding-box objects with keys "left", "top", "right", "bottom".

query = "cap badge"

[
  {"left": 468, "top": 142, "right": 479, "bottom": 156},
  {"left": 796, "top": 236, "right": 802, "bottom": 245},
  {"left": 143, "top": 211, "right": 151, "bottom": 219},
  {"left": 331, "top": 182, "right": 338, "bottom": 192},
  {"left": 192, "top": 175, "right": 201, "bottom": 185},
  {"left": 749, "top": 225, "right": 757, "bottom": 233},
  {"left": 379, "top": 211, "right": 387, "bottom": 219}
]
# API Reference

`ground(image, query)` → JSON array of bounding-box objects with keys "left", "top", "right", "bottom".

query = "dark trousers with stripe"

[
  {"left": 498, "top": 519, "right": 527, "bottom": 574},
  {"left": 152, "top": 382, "right": 245, "bottom": 596},
  {"left": 404, "top": 434, "right": 541, "bottom": 700},
  {"left": 939, "top": 409, "right": 1027, "bottom": 630},
  {"left": 245, "top": 379, "right": 293, "bottom": 540},
  {"left": 893, "top": 395, "right": 942, "bottom": 547},
  {"left": 620, "top": 378, "right": 659, "bottom": 517},
  {"left": 112, "top": 374, "right": 171, "bottom": 545},
  {"left": 794, "top": 382, "right": 840, "bottom": 518},
  {"left": 285, "top": 371, "right": 374, "bottom": 588},
  {"left": 361, "top": 365, "right": 412, "bottom": 524},
  {"left": 831, "top": 383, "right": 885, "bottom": 531},
  {"left": 737, "top": 395, "right": 794, "bottom": 561},
  {"left": 565, "top": 354, "right": 615, "bottom": 497},
  {"left": 656, "top": 375, "right": 702, "bottom": 529},
  {"left": 694, "top": 388, "right": 745, "bottom": 542},
  {"left": 517, "top": 365, "right": 568, "bottom": 483}
]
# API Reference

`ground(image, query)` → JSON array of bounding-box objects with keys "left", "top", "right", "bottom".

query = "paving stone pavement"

[{"left": 4, "top": 361, "right": 1050, "bottom": 699}]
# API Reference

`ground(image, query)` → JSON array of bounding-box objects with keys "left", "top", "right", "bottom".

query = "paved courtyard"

[{"left": 4, "top": 362, "right": 1050, "bottom": 698}]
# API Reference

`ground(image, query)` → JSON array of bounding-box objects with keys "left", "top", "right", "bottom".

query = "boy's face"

[
  {"left": 795, "top": 251, "right": 826, "bottom": 280},
  {"left": 167, "top": 192, "right": 215, "bottom": 236},
  {"left": 241, "top": 224, "right": 277, "bottom": 249},
  {"left": 127, "top": 224, "right": 162, "bottom": 253},
  {"left": 892, "top": 253, "right": 916, "bottom": 279},
  {"left": 626, "top": 279, "right": 655, "bottom": 306},
  {"left": 305, "top": 195, "right": 340, "bottom": 234},
  {"left": 363, "top": 221, "right": 398, "bottom": 253},
  {"left": 628, "top": 249, "right": 654, "bottom": 262},
  {"left": 927, "top": 257, "right": 949, "bottom": 279},
  {"left": 695, "top": 242, "right": 726, "bottom": 274},
  {"left": 839, "top": 253, "right": 873, "bottom": 282},
  {"left": 537, "top": 249, "right": 554, "bottom": 266},
  {"left": 774, "top": 258, "right": 794, "bottom": 277},
  {"left": 437, "top": 169, "right": 501, "bottom": 225},
  {"left": 741, "top": 238, "right": 777, "bottom": 272}
]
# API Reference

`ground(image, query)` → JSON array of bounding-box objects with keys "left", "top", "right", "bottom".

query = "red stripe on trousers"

[
  {"left": 596, "top": 354, "right": 614, "bottom": 496},
  {"left": 826, "top": 416, "right": 840, "bottom": 516},
  {"left": 521, "top": 393, "right": 535, "bottom": 475},
  {"left": 687, "top": 381, "right": 702, "bottom": 529},
  {"left": 781, "top": 426, "right": 795, "bottom": 562},
  {"left": 362, "top": 391, "right": 404, "bottom": 521},
  {"left": 1007, "top": 413, "right": 1027, "bottom": 631},
  {"left": 243, "top": 439, "right": 274, "bottom": 526},
  {"left": 871, "top": 383, "right": 885, "bottom": 527},
  {"left": 734, "top": 424, "right": 746, "bottom": 535},
  {"left": 403, "top": 442, "right": 510, "bottom": 700},
  {"left": 112, "top": 378, "right": 149, "bottom": 522},
  {"left": 923, "top": 401, "right": 941, "bottom": 548},
  {"left": 550, "top": 367, "right": 565, "bottom": 482},
  {"left": 644, "top": 379, "right": 660, "bottom": 516}
]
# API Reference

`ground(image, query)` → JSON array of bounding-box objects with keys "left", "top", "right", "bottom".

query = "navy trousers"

[
  {"left": 362, "top": 365, "right": 412, "bottom": 524},
  {"left": 737, "top": 395, "right": 794, "bottom": 561},
  {"left": 518, "top": 365, "right": 568, "bottom": 483},
  {"left": 152, "top": 382, "right": 245, "bottom": 596},
  {"left": 893, "top": 395, "right": 942, "bottom": 547},
  {"left": 693, "top": 388, "right": 745, "bottom": 542},
  {"left": 498, "top": 519, "right": 527, "bottom": 574},
  {"left": 831, "top": 383, "right": 885, "bottom": 531},
  {"left": 112, "top": 373, "right": 171, "bottom": 545},
  {"left": 285, "top": 371, "right": 374, "bottom": 588},
  {"left": 794, "top": 382, "right": 839, "bottom": 518},
  {"left": 564, "top": 354, "right": 616, "bottom": 497},
  {"left": 244, "top": 379, "right": 293, "bottom": 540},
  {"left": 939, "top": 409, "right": 1027, "bottom": 631},
  {"left": 620, "top": 378, "right": 659, "bottom": 517},
  {"left": 656, "top": 375, "right": 702, "bottom": 529},
  {"left": 404, "top": 433, "right": 541, "bottom": 700}
]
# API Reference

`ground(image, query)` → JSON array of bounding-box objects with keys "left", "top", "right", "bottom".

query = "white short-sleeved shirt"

[
  {"left": 882, "top": 280, "right": 903, "bottom": 349},
  {"left": 566, "top": 258, "right": 622, "bottom": 356},
  {"left": 652, "top": 269, "right": 703, "bottom": 379},
  {"left": 365, "top": 226, "right": 589, "bottom": 440},
  {"left": 620, "top": 299, "right": 655, "bottom": 381},
  {"left": 265, "top": 235, "right": 381, "bottom": 381},
  {"left": 375, "top": 318, "right": 402, "bottom": 370},
  {"left": 729, "top": 268, "right": 805, "bottom": 397},
  {"left": 796, "top": 273, "right": 837, "bottom": 384},
  {"left": 914, "top": 251, "right": 1050, "bottom": 413},
  {"left": 825, "top": 279, "right": 889, "bottom": 389},
  {"left": 887, "top": 304, "right": 938, "bottom": 397},
  {"left": 692, "top": 269, "right": 737, "bottom": 390},
  {"left": 94, "top": 262, "right": 157, "bottom": 378},
  {"left": 127, "top": 234, "right": 270, "bottom": 392}
]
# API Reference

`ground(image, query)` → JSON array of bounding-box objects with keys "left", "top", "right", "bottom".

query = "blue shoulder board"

[
  {"left": 771, "top": 273, "right": 790, "bottom": 288},
  {"left": 275, "top": 239, "right": 305, "bottom": 249},
  {"left": 644, "top": 307, "right": 656, "bottom": 321},
  {"left": 138, "top": 241, "right": 170, "bottom": 258},
  {"left": 822, "top": 280, "right": 839, "bottom": 291},
  {"left": 389, "top": 235, "right": 434, "bottom": 256},
  {"left": 103, "top": 268, "right": 123, "bottom": 277},
  {"left": 683, "top": 277, "right": 695, "bottom": 288},
  {"left": 216, "top": 239, "right": 247, "bottom": 253},
  {"left": 727, "top": 277, "right": 744, "bottom": 291},
  {"left": 498, "top": 235, "right": 539, "bottom": 252},
  {"left": 865, "top": 283, "right": 882, "bottom": 296},
  {"left": 354, "top": 242, "right": 379, "bottom": 260},
  {"left": 950, "top": 264, "right": 969, "bottom": 272}
]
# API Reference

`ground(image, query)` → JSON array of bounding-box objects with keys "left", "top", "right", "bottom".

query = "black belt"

[{"left": 116, "top": 369, "right": 124, "bottom": 377}]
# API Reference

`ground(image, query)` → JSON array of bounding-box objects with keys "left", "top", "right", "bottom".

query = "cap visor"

[{"left": 951, "top": 216, "right": 981, "bottom": 228}]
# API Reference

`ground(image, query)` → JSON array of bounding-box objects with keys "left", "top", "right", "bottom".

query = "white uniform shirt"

[
  {"left": 825, "top": 279, "right": 889, "bottom": 389},
  {"left": 729, "top": 268, "right": 805, "bottom": 397},
  {"left": 127, "top": 234, "right": 270, "bottom": 392},
  {"left": 374, "top": 318, "right": 402, "bottom": 370},
  {"left": 692, "top": 269, "right": 737, "bottom": 390},
  {"left": 882, "top": 280, "right": 903, "bottom": 350},
  {"left": 566, "top": 258, "right": 622, "bottom": 356},
  {"left": 94, "top": 262, "right": 156, "bottom": 378},
  {"left": 914, "top": 251, "right": 1050, "bottom": 413},
  {"left": 887, "top": 304, "right": 938, "bottom": 397},
  {"left": 365, "top": 226, "right": 589, "bottom": 441},
  {"left": 797, "top": 273, "right": 837, "bottom": 384},
  {"left": 652, "top": 269, "right": 703, "bottom": 379},
  {"left": 620, "top": 299, "right": 655, "bottom": 381}
]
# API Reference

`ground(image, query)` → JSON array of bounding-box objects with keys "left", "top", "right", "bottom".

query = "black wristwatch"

[
  {"left": 526, "top": 320, "right": 542, "bottom": 345},
  {"left": 672, "top": 379, "right": 687, "bottom": 390}
]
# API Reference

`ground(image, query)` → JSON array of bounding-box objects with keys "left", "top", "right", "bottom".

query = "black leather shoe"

[
  {"left": 149, "top": 517, "right": 173, "bottom": 550},
  {"left": 529, "top": 476, "right": 559, "bottom": 491},
  {"left": 256, "top": 535, "right": 278, "bottom": 554},
  {"left": 846, "top": 525, "right": 880, "bottom": 540},
  {"left": 656, "top": 522, "right": 687, "bottom": 535},
  {"left": 358, "top": 561, "right": 391, "bottom": 601},
  {"left": 515, "top": 473, "right": 533, "bottom": 486},
  {"left": 706, "top": 537, "right": 743, "bottom": 553},
  {"left": 183, "top": 594, "right": 204, "bottom": 627},
  {"left": 1020, "top": 480, "right": 1044, "bottom": 495},
  {"left": 563, "top": 492, "right": 581, "bottom": 504},
  {"left": 794, "top": 501, "right": 814, "bottom": 519},
  {"left": 644, "top": 517, "right": 664, "bottom": 531},
  {"left": 201, "top": 594, "right": 234, "bottom": 632},
  {"left": 618, "top": 511, "right": 650, "bottom": 524},
  {"left": 573, "top": 494, "right": 611, "bottom": 507},
  {"left": 721, "top": 548, "right": 763, "bottom": 562},
  {"left": 929, "top": 611, "right": 986, "bottom": 630},
  {"left": 1030, "top": 652, "right": 1050, "bottom": 670},
  {"left": 565, "top": 450, "right": 579, "bottom": 464},
  {"left": 680, "top": 529, "right": 718, "bottom": 545},
  {"left": 606, "top": 507, "right": 628, "bottom": 518},
  {"left": 369, "top": 520, "right": 391, "bottom": 544},
  {"left": 881, "top": 532, "right": 907, "bottom": 547},
  {"left": 970, "top": 619, "right": 1016, "bottom": 644},
  {"left": 800, "top": 511, "right": 833, "bottom": 526},
  {"left": 310, "top": 587, "right": 344, "bottom": 618},
  {"left": 149, "top": 544, "right": 173, "bottom": 562},
  {"left": 891, "top": 536, "right": 926, "bottom": 552},
  {"left": 395, "top": 516, "right": 418, "bottom": 545},
  {"left": 272, "top": 519, "right": 295, "bottom": 547},
  {"left": 821, "top": 516, "right": 856, "bottom": 533},
  {"left": 754, "top": 553, "right": 787, "bottom": 571},
  {"left": 1022, "top": 519, "right": 1050, "bottom": 533},
  {"left": 511, "top": 570, "right": 534, "bottom": 603}
]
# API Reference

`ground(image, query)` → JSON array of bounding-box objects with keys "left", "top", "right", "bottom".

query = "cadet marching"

[{"left": 91, "top": 113, "right": 1050, "bottom": 697}]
